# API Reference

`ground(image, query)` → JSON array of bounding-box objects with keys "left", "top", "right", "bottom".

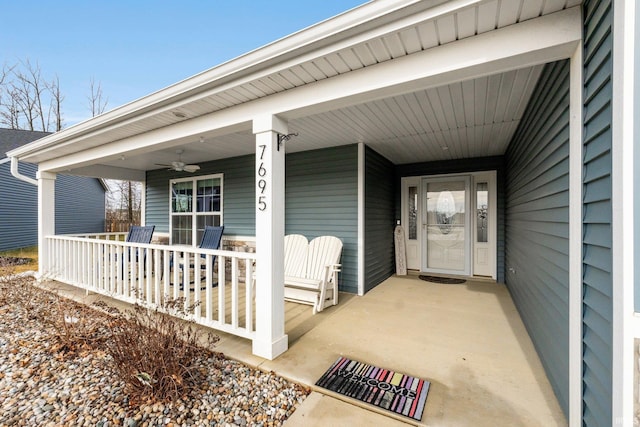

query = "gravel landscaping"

[{"left": 0, "top": 272, "right": 309, "bottom": 426}]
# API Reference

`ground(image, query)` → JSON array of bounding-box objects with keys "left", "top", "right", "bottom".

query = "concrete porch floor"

[{"left": 45, "top": 275, "right": 567, "bottom": 426}]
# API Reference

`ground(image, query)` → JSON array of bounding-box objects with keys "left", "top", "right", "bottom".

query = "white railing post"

[{"left": 37, "top": 171, "right": 56, "bottom": 279}]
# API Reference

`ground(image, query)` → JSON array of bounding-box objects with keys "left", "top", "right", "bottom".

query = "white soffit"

[{"left": 10, "top": 0, "right": 582, "bottom": 169}]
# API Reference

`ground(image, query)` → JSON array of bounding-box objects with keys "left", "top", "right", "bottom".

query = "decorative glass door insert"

[{"left": 424, "top": 178, "right": 469, "bottom": 273}]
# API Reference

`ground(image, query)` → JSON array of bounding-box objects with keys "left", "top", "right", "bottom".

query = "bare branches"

[
  {"left": 88, "top": 76, "right": 108, "bottom": 117},
  {"left": 0, "top": 59, "right": 63, "bottom": 131},
  {"left": 105, "top": 179, "right": 143, "bottom": 231},
  {"left": 0, "top": 59, "right": 109, "bottom": 131}
]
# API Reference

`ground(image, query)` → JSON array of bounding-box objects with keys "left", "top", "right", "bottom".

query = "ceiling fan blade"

[{"left": 183, "top": 165, "right": 200, "bottom": 173}]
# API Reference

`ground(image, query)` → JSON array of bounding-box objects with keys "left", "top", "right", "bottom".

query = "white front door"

[
  {"left": 401, "top": 171, "right": 497, "bottom": 279},
  {"left": 422, "top": 176, "right": 471, "bottom": 276}
]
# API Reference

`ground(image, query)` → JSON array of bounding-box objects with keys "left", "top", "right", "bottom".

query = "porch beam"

[
  {"left": 37, "top": 170, "right": 56, "bottom": 280},
  {"left": 35, "top": 8, "right": 581, "bottom": 174},
  {"left": 251, "top": 114, "right": 288, "bottom": 360},
  {"left": 67, "top": 164, "right": 145, "bottom": 181}
]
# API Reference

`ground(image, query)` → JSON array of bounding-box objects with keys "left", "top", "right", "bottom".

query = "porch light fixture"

[
  {"left": 442, "top": 146, "right": 449, "bottom": 151},
  {"left": 172, "top": 111, "right": 186, "bottom": 118},
  {"left": 277, "top": 132, "right": 298, "bottom": 151}
]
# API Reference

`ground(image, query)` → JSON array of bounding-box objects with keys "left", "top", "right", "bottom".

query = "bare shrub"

[{"left": 104, "top": 299, "right": 220, "bottom": 404}]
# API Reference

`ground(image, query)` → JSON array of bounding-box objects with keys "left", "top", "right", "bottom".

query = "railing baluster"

[
  {"left": 153, "top": 248, "right": 161, "bottom": 306},
  {"left": 172, "top": 250, "right": 180, "bottom": 300},
  {"left": 193, "top": 254, "right": 201, "bottom": 319},
  {"left": 205, "top": 256, "right": 213, "bottom": 321},
  {"left": 245, "top": 259, "right": 254, "bottom": 333},
  {"left": 231, "top": 256, "right": 238, "bottom": 329},
  {"left": 218, "top": 256, "right": 226, "bottom": 324}
]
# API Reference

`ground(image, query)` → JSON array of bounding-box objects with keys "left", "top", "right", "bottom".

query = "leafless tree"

[
  {"left": 0, "top": 59, "right": 64, "bottom": 131},
  {"left": 88, "top": 76, "right": 108, "bottom": 117},
  {"left": 48, "top": 75, "right": 64, "bottom": 131},
  {"left": 105, "top": 179, "right": 143, "bottom": 232}
]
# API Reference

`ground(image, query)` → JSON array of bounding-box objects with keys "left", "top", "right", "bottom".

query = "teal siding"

[
  {"left": 364, "top": 147, "right": 395, "bottom": 292},
  {"left": 146, "top": 145, "right": 359, "bottom": 294},
  {"left": 0, "top": 162, "right": 105, "bottom": 251},
  {"left": 286, "top": 145, "right": 358, "bottom": 294},
  {"left": 395, "top": 156, "right": 506, "bottom": 283},
  {"left": 582, "top": 0, "right": 613, "bottom": 424},
  {"left": 505, "top": 60, "right": 570, "bottom": 416}
]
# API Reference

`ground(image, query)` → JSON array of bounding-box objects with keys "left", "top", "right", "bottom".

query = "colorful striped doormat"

[{"left": 315, "top": 356, "right": 430, "bottom": 421}]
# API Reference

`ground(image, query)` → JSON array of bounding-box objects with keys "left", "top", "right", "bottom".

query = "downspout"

[{"left": 9, "top": 156, "right": 38, "bottom": 186}]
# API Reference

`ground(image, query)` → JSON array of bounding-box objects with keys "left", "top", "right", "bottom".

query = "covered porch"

[
  {"left": 7, "top": 0, "right": 590, "bottom": 423},
  {"left": 44, "top": 274, "right": 566, "bottom": 425}
]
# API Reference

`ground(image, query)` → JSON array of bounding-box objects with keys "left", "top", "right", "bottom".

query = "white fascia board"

[
  {"left": 38, "top": 7, "right": 581, "bottom": 173},
  {"left": 8, "top": 0, "right": 455, "bottom": 160}
]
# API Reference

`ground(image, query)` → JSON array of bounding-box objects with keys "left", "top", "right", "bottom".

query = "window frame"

[{"left": 169, "top": 173, "right": 223, "bottom": 246}]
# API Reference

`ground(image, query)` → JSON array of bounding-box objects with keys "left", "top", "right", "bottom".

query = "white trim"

[
  {"left": 612, "top": 0, "right": 636, "bottom": 425},
  {"left": 140, "top": 179, "right": 147, "bottom": 227},
  {"left": 569, "top": 41, "right": 583, "bottom": 427},
  {"left": 168, "top": 173, "right": 224, "bottom": 245},
  {"left": 357, "top": 142, "right": 365, "bottom": 296},
  {"left": 0, "top": 157, "right": 10, "bottom": 165}
]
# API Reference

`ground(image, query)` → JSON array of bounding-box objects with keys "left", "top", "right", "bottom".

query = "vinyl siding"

[
  {"left": 146, "top": 146, "right": 359, "bottom": 293},
  {"left": 505, "top": 60, "right": 570, "bottom": 416},
  {"left": 0, "top": 162, "right": 38, "bottom": 251},
  {"left": 395, "top": 156, "right": 506, "bottom": 283},
  {"left": 55, "top": 175, "right": 105, "bottom": 234},
  {"left": 364, "top": 146, "right": 395, "bottom": 292},
  {"left": 286, "top": 145, "right": 358, "bottom": 294},
  {"left": 582, "top": 0, "right": 613, "bottom": 424},
  {"left": 0, "top": 162, "right": 105, "bottom": 251}
]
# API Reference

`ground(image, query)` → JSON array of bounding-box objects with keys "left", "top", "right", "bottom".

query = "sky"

[{"left": 1, "top": 0, "right": 368, "bottom": 126}]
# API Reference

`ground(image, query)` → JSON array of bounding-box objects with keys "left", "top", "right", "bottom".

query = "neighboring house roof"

[
  {"left": 0, "top": 128, "right": 50, "bottom": 156},
  {"left": 0, "top": 127, "right": 109, "bottom": 191}
]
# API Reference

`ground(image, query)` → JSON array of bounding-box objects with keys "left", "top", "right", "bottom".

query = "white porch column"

[
  {"left": 37, "top": 170, "right": 56, "bottom": 279},
  {"left": 252, "top": 114, "right": 288, "bottom": 359}
]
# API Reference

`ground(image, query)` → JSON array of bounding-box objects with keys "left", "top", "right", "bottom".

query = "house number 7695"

[{"left": 258, "top": 144, "right": 267, "bottom": 211}]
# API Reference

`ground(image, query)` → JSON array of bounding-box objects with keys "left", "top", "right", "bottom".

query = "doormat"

[
  {"left": 419, "top": 275, "right": 466, "bottom": 284},
  {"left": 316, "top": 356, "right": 430, "bottom": 421}
]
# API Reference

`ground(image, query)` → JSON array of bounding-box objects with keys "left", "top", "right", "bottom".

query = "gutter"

[{"left": 10, "top": 156, "right": 38, "bottom": 186}]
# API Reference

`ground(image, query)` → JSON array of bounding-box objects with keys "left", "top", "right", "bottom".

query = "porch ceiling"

[{"left": 8, "top": 0, "right": 582, "bottom": 177}]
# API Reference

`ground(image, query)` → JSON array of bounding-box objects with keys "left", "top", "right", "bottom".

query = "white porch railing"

[{"left": 44, "top": 234, "right": 256, "bottom": 340}]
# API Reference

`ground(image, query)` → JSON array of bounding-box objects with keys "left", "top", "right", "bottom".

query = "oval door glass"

[{"left": 426, "top": 181, "right": 466, "bottom": 271}]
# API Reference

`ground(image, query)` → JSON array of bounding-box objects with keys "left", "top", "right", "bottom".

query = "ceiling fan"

[{"left": 155, "top": 149, "right": 200, "bottom": 173}]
